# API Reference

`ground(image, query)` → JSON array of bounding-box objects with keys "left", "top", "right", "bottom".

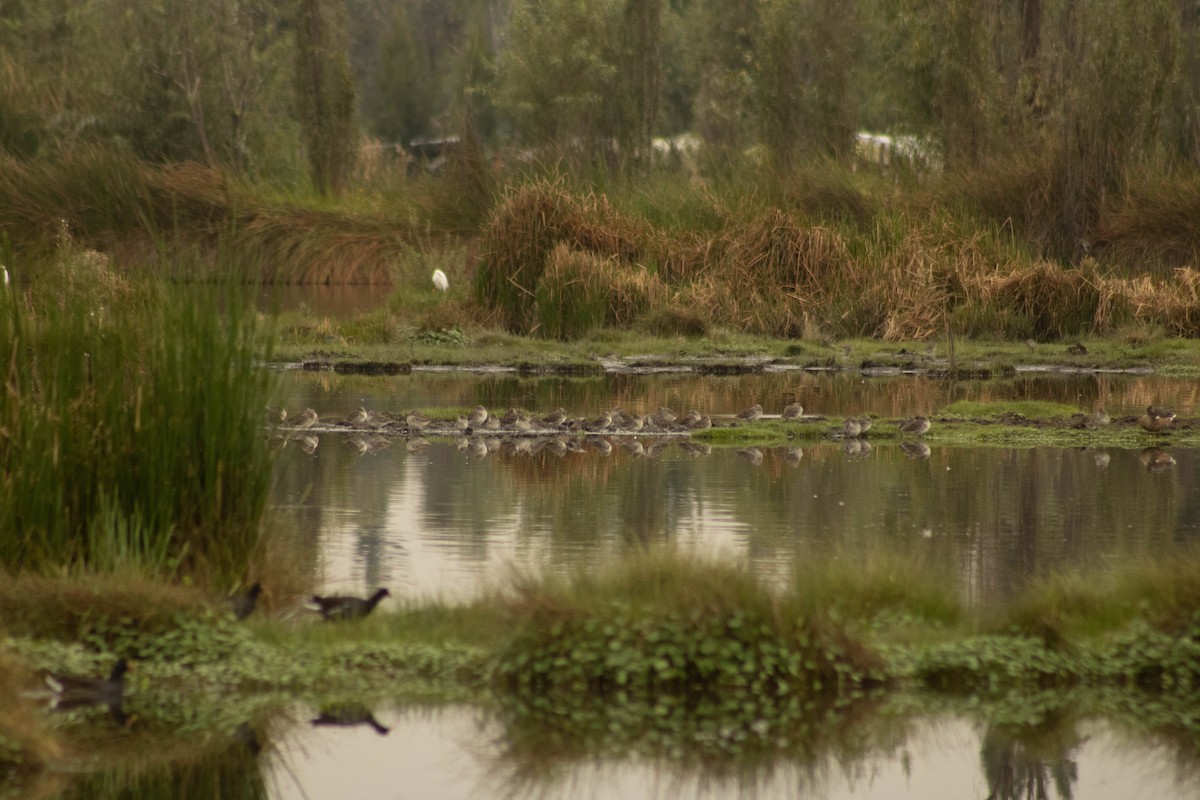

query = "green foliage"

[
  {"left": 495, "top": 0, "right": 624, "bottom": 156},
  {"left": 0, "top": 242, "right": 277, "bottom": 579}
]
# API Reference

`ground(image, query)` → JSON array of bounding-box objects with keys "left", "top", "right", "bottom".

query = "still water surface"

[
  {"left": 272, "top": 370, "right": 1199, "bottom": 605},
  {"left": 266, "top": 705, "right": 1198, "bottom": 800},
  {"left": 261, "top": 367, "right": 1200, "bottom": 800}
]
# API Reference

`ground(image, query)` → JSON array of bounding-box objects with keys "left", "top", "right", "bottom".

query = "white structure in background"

[
  {"left": 651, "top": 132, "right": 703, "bottom": 181},
  {"left": 431, "top": 268, "right": 449, "bottom": 292},
  {"left": 1, "top": 265, "right": 8, "bottom": 287},
  {"left": 854, "top": 131, "right": 943, "bottom": 175}
]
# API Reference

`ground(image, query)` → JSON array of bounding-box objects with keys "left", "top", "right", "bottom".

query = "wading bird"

[
  {"left": 293, "top": 408, "right": 318, "bottom": 430},
  {"left": 1139, "top": 405, "right": 1176, "bottom": 433},
  {"left": 899, "top": 416, "right": 931, "bottom": 436},
  {"left": 45, "top": 659, "right": 130, "bottom": 709},
  {"left": 737, "top": 403, "right": 763, "bottom": 422},
  {"left": 432, "top": 269, "right": 449, "bottom": 292},
  {"left": 308, "top": 588, "right": 391, "bottom": 621},
  {"left": 781, "top": 402, "right": 804, "bottom": 421},
  {"left": 230, "top": 583, "right": 263, "bottom": 621}
]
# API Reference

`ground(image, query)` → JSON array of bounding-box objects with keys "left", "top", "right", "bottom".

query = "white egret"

[{"left": 432, "top": 269, "right": 449, "bottom": 292}]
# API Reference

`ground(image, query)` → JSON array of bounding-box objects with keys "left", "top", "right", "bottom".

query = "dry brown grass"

[
  {"left": 971, "top": 260, "right": 1103, "bottom": 341},
  {"left": 0, "top": 572, "right": 210, "bottom": 643},
  {"left": 476, "top": 179, "right": 652, "bottom": 332}
]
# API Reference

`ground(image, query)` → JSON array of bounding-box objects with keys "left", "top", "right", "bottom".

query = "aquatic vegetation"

[{"left": 0, "top": 243, "right": 277, "bottom": 579}]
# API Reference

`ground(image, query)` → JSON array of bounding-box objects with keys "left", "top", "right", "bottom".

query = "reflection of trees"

[
  {"left": 980, "top": 721, "right": 1080, "bottom": 800},
  {"left": 274, "top": 431, "right": 1194, "bottom": 603}
]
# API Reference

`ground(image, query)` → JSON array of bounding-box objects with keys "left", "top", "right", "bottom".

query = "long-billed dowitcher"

[
  {"left": 781, "top": 402, "right": 804, "bottom": 421},
  {"left": 737, "top": 403, "right": 763, "bottom": 422}
]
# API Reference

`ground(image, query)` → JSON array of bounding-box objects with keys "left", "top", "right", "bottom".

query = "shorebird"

[
  {"left": 584, "top": 411, "right": 613, "bottom": 432},
  {"left": 857, "top": 415, "right": 872, "bottom": 435},
  {"left": 513, "top": 414, "right": 533, "bottom": 434},
  {"left": 265, "top": 406, "right": 287, "bottom": 426},
  {"left": 293, "top": 408, "right": 318, "bottom": 430},
  {"left": 455, "top": 416, "right": 470, "bottom": 432},
  {"left": 405, "top": 411, "right": 431, "bottom": 432},
  {"left": 230, "top": 583, "right": 263, "bottom": 621},
  {"left": 781, "top": 402, "right": 804, "bottom": 421},
  {"left": 677, "top": 410, "right": 701, "bottom": 427},
  {"left": 737, "top": 403, "right": 763, "bottom": 422},
  {"left": 45, "top": 659, "right": 131, "bottom": 710},
  {"left": 468, "top": 405, "right": 489, "bottom": 428},
  {"left": 656, "top": 407, "right": 678, "bottom": 424},
  {"left": 542, "top": 408, "right": 568, "bottom": 427},
  {"left": 308, "top": 588, "right": 391, "bottom": 622},
  {"left": 347, "top": 407, "right": 371, "bottom": 426},
  {"left": 620, "top": 414, "right": 644, "bottom": 433},
  {"left": 842, "top": 417, "right": 862, "bottom": 439},
  {"left": 1139, "top": 405, "right": 1176, "bottom": 433},
  {"left": 500, "top": 408, "right": 522, "bottom": 426},
  {"left": 899, "top": 416, "right": 931, "bottom": 436},
  {"left": 482, "top": 415, "right": 502, "bottom": 431},
  {"left": 688, "top": 415, "right": 712, "bottom": 430}
]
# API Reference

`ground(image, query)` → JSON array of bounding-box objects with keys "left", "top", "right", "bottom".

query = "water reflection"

[
  {"left": 259, "top": 704, "right": 1200, "bottom": 800},
  {"left": 272, "top": 429, "right": 1200, "bottom": 606}
]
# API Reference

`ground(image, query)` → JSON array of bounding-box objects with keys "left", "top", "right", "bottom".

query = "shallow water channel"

[{"left": 242, "top": 367, "right": 1200, "bottom": 799}]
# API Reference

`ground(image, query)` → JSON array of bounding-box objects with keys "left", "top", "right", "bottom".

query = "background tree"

[
  {"left": 294, "top": 0, "right": 358, "bottom": 194},
  {"left": 495, "top": 0, "right": 623, "bottom": 161},
  {"left": 753, "top": 0, "right": 859, "bottom": 167}
]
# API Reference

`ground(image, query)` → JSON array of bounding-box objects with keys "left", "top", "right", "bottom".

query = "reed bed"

[
  {"left": 474, "top": 174, "right": 1200, "bottom": 342},
  {"left": 6, "top": 148, "right": 1200, "bottom": 340},
  {"left": 0, "top": 238, "right": 277, "bottom": 580}
]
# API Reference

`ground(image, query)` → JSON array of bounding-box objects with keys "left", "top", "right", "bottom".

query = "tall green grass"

[{"left": 0, "top": 242, "right": 277, "bottom": 580}]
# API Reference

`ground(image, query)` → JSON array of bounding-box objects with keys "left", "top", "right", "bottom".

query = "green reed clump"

[
  {"left": 0, "top": 244, "right": 277, "bottom": 580},
  {"left": 491, "top": 552, "right": 885, "bottom": 702},
  {"left": 534, "top": 244, "right": 611, "bottom": 340}
]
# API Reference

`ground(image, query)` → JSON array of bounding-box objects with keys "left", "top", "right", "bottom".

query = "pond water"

[
  {"left": 262, "top": 705, "right": 1200, "bottom": 800},
  {"left": 271, "top": 369, "right": 1200, "bottom": 606},
  {"left": 226, "top": 364, "right": 1200, "bottom": 800}
]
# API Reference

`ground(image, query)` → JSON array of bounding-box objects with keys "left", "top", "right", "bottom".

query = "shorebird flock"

[
  {"left": 264, "top": 399, "right": 1185, "bottom": 463},
  {"left": 264, "top": 401, "right": 944, "bottom": 460}
]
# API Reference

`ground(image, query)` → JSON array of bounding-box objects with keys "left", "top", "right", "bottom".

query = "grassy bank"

[{"left": 5, "top": 550, "right": 1200, "bottom": 774}]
